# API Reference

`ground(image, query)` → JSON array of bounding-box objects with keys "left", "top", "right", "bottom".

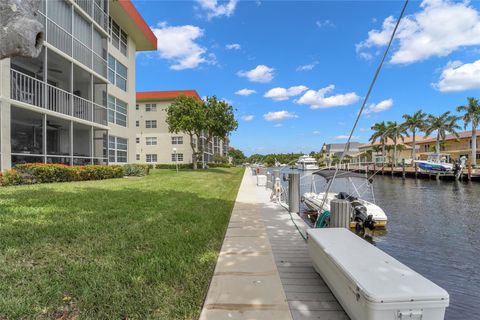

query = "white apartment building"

[
  {"left": 0, "top": 0, "right": 157, "bottom": 171},
  {"left": 135, "top": 91, "right": 229, "bottom": 165}
]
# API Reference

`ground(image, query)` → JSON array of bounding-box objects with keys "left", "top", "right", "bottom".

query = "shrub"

[
  {"left": 123, "top": 164, "right": 150, "bottom": 176},
  {"left": 0, "top": 170, "right": 24, "bottom": 186},
  {"left": 155, "top": 163, "right": 193, "bottom": 170},
  {"left": 207, "top": 163, "right": 232, "bottom": 168},
  {"left": 1, "top": 164, "right": 124, "bottom": 186}
]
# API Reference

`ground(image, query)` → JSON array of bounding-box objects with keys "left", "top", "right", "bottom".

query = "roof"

[
  {"left": 136, "top": 90, "right": 202, "bottom": 102},
  {"left": 417, "top": 131, "right": 480, "bottom": 144},
  {"left": 359, "top": 136, "right": 425, "bottom": 149},
  {"left": 312, "top": 169, "right": 367, "bottom": 181},
  {"left": 110, "top": 1, "right": 157, "bottom": 51}
]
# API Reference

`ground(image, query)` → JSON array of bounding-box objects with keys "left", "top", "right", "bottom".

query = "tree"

[
  {"left": 204, "top": 96, "right": 239, "bottom": 161},
  {"left": 369, "top": 121, "right": 388, "bottom": 160},
  {"left": 424, "top": 112, "right": 461, "bottom": 162},
  {"left": 456, "top": 97, "right": 480, "bottom": 166},
  {"left": 228, "top": 147, "right": 246, "bottom": 165},
  {"left": 386, "top": 121, "right": 408, "bottom": 166},
  {"left": 166, "top": 95, "right": 206, "bottom": 170},
  {"left": 402, "top": 110, "right": 427, "bottom": 161}
]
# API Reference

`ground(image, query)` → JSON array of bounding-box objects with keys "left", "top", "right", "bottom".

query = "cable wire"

[{"left": 315, "top": 0, "right": 409, "bottom": 227}]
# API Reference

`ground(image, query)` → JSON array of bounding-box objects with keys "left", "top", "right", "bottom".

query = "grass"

[{"left": 0, "top": 167, "right": 244, "bottom": 319}]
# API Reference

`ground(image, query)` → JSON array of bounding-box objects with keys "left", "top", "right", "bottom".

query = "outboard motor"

[{"left": 351, "top": 201, "right": 376, "bottom": 231}]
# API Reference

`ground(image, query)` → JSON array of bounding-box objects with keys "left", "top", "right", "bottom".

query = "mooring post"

[
  {"left": 288, "top": 172, "right": 300, "bottom": 214},
  {"left": 414, "top": 162, "right": 418, "bottom": 179},
  {"left": 266, "top": 171, "right": 272, "bottom": 189},
  {"left": 329, "top": 199, "right": 351, "bottom": 228},
  {"left": 402, "top": 159, "right": 406, "bottom": 180},
  {"left": 468, "top": 162, "right": 472, "bottom": 181},
  {"left": 272, "top": 169, "right": 280, "bottom": 187},
  {"left": 391, "top": 161, "right": 394, "bottom": 177}
]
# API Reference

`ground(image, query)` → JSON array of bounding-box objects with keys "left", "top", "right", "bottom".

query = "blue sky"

[{"left": 134, "top": 0, "right": 480, "bottom": 155}]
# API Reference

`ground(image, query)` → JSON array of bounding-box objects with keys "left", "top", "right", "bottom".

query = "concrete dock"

[{"left": 200, "top": 169, "right": 348, "bottom": 320}]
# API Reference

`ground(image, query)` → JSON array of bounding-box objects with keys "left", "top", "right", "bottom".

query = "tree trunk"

[
  {"left": 189, "top": 133, "right": 197, "bottom": 170},
  {"left": 436, "top": 134, "right": 441, "bottom": 162},
  {"left": 197, "top": 132, "right": 205, "bottom": 169},
  {"left": 472, "top": 125, "right": 477, "bottom": 167},
  {"left": 393, "top": 137, "right": 397, "bottom": 167},
  {"left": 412, "top": 130, "right": 416, "bottom": 161}
]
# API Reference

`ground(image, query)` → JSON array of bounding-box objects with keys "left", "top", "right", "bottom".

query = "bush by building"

[
  {"left": 1, "top": 164, "right": 125, "bottom": 186},
  {"left": 123, "top": 164, "right": 150, "bottom": 176}
]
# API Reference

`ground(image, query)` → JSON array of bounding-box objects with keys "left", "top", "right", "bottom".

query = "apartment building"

[
  {"left": 135, "top": 91, "right": 229, "bottom": 165},
  {"left": 416, "top": 131, "right": 480, "bottom": 162},
  {"left": 0, "top": 0, "right": 157, "bottom": 171}
]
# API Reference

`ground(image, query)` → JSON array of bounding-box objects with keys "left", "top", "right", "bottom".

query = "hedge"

[
  {"left": 123, "top": 164, "right": 150, "bottom": 176},
  {"left": 1, "top": 164, "right": 125, "bottom": 186},
  {"left": 155, "top": 163, "right": 194, "bottom": 169}
]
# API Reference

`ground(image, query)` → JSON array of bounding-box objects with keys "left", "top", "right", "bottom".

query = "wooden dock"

[{"left": 257, "top": 184, "right": 349, "bottom": 320}]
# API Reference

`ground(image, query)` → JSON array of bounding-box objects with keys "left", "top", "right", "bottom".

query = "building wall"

[
  {"left": 106, "top": 22, "right": 137, "bottom": 164},
  {"left": 417, "top": 137, "right": 480, "bottom": 161},
  {"left": 134, "top": 99, "right": 227, "bottom": 164}
]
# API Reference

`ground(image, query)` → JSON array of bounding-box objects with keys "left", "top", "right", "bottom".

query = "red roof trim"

[
  {"left": 136, "top": 90, "right": 202, "bottom": 101},
  {"left": 117, "top": 1, "right": 157, "bottom": 50}
]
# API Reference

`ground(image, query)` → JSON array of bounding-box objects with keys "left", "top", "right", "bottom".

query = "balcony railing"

[
  {"left": 11, "top": 70, "right": 107, "bottom": 126},
  {"left": 74, "top": 0, "right": 109, "bottom": 32}
]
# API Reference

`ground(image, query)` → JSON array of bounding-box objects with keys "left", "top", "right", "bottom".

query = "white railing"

[
  {"left": 47, "top": 84, "right": 71, "bottom": 115},
  {"left": 93, "top": 2, "right": 109, "bottom": 31},
  {"left": 73, "top": 38, "right": 92, "bottom": 68},
  {"left": 74, "top": 0, "right": 92, "bottom": 15},
  {"left": 92, "top": 52, "right": 107, "bottom": 78},
  {"left": 10, "top": 70, "right": 107, "bottom": 126},
  {"left": 73, "top": 95, "right": 92, "bottom": 121},
  {"left": 47, "top": 19, "right": 72, "bottom": 56}
]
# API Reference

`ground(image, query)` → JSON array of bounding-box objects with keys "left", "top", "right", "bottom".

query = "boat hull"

[
  {"left": 303, "top": 194, "right": 388, "bottom": 229},
  {"left": 416, "top": 161, "right": 453, "bottom": 172}
]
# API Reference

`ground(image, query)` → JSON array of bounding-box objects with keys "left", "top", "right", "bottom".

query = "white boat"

[
  {"left": 296, "top": 155, "right": 319, "bottom": 170},
  {"left": 302, "top": 170, "right": 387, "bottom": 229}
]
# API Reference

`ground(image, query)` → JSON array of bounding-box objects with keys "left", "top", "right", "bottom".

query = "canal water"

[{"left": 276, "top": 168, "right": 480, "bottom": 320}]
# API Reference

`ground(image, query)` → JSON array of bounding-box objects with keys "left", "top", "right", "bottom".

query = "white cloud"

[
  {"left": 226, "top": 43, "right": 241, "bottom": 50},
  {"left": 241, "top": 115, "right": 254, "bottom": 121},
  {"left": 263, "top": 110, "right": 298, "bottom": 121},
  {"left": 238, "top": 65, "right": 275, "bottom": 83},
  {"left": 296, "top": 85, "right": 360, "bottom": 109},
  {"left": 357, "top": 0, "right": 480, "bottom": 64},
  {"left": 151, "top": 22, "right": 214, "bottom": 70},
  {"left": 274, "top": 123, "right": 283, "bottom": 128},
  {"left": 196, "top": 0, "right": 238, "bottom": 19},
  {"left": 235, "top": 88, "right": 256, "bottom": 96},
  {"left": 313, "top": 130, "right": 320, "bottom": 135},
  {"left": 264, "top": 85, "right": 308, "bottom": 101},
  {"left": 296, "top": 61, "right": 318, "bottom": 71},
  {"left": 316, "top": 20, "right": 334, "bottom": 28},
  {"left": 434, "top": 59, "right": 480, "bottom": 92},
  {"left": 335, "top": 135, "right": 359, "bottom": 140},
  {"left": 364, "top": 99, "right": 393, "bottom": 114}
]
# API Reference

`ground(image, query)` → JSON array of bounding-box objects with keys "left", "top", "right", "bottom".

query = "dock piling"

[
  {"left": 288, "top": 173, "right": 300, "bottom": 214},
  {"left": 329, "top": 199, "right": 351, "bottom": 228},
  {"left": 402, "top": 159, "right": 406, "bottom": 180}
]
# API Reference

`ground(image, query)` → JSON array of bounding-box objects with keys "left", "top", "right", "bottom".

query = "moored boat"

[{"left": 296, "top": 155, "right": 319, "bottom": 170}]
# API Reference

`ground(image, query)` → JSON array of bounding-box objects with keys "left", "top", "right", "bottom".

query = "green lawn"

[{"left": 0, "top": 168, "right": 244, "bottom": 319}]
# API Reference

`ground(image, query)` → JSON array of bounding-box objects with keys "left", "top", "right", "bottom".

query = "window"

[
  {"left": 146, "top": 137, "right": 157, "bottom": 145},
  {"left": 107, "top": 95, "right": 127, "bottom": 127},
  {"left": 146, "top": 154, "right": 157, "bottom": 163},
  {"left": 136, "top": 137, "right": 140, "bottom": 143},
  {"left": 145, "top": 103, "right": 157, "bottom": 112},
  {"left": 146, "top": 120, "right": 157, "bottom": 128},
  {"left": 192, "top": 137, "right": 197, "bottom": 148},
  {"left": 136, "top": 121, "right": 139, "bottom": 127},
  {"left": 108, "top": 136, "right": 128, "bottom": 163},
  {"left": 109, "top": 17, "right": 128, "bottom": 56},
  {"left": 136, "top": 154, "right": 140, "bottom": 161},
  {"left": 171, "top": 136, "right": 183, "bottom": 145},
  {"left": 136, "top": 104, "right": 139, "bottom": 110},
  {"left": 108, "top": 54, "right": 127, "bottom": 91},
  {"left": 171, "top": 153, "right": 184, "bottom": 162}
]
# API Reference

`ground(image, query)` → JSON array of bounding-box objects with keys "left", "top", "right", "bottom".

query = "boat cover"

[{"left": 312, "top": 169, "right": 367, "bottom": 181}]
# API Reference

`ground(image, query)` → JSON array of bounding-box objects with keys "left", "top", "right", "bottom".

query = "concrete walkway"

[
  {"left": 200, "top": 169, "right": 348, "bottom": 320},
  {"left": 199, "top": 169, "right": 292, "bottom": 320}
]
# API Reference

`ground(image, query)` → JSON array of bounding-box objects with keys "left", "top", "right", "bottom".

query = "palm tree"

[
  {"left": 402, "top": 110, "right": 427, "bottom": 161},
  {"left": 369, "top": 122, "right": 388, "bottom": 161},
  {"left": 424, "top": 112, "right": 461, "bottom": 162},
  {"left": 386, "top": 121, "right": 408, "bottom": 166},
  {"left": 456, "top": 97, "right": 480, "bottom": 167}
]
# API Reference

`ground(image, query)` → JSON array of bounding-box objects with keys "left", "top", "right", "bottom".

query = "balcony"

[
  {"left": 74, "top": 0, "right": 109, "bottom": 32},
  {"left": 11, "top": 69, "right": 107, "bottom": 126}
]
